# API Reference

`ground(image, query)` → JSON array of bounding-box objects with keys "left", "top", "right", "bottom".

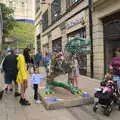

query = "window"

[
  {"left": 9, "top": 1, "right": 16, "bottom": 9},
  {"left": 51, "top": 0, "right": 61, "bottom": 23},
  {"left": 36, "top": 0, "right": 40, "bottom": 13},
  {"left": 42, "top": 10, "right": 48, "bottom": 31},
  {"left": 66, "top": 0, "right": 82, "bottom": 9},
  {"left": 21, "top": 2, "right": 24, "bottom": 7},
  {"left": 52, "top": 38, "right": 62, "bottom": 52},
  {"left": 79, "top": 27, "right": 86, "bottom": 38},
  {"left": 9, "top": 1, "right": 13, "bottom": 8},
  {"left": 72, "top": 0, "right": 80, "bottom": 4}
]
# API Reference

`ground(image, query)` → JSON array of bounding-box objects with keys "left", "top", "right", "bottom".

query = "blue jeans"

[{"left": 113, "top": 75, "right": 120, "bottom": 88}]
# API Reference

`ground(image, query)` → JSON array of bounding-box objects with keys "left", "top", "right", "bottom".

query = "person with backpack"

[{"left": 0, "top": 50, "right": 20, "bottom": 100}]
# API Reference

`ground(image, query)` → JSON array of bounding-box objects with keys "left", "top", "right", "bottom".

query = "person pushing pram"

[{"left": 93, "top": 72, "right": 120, "bottom": 116}]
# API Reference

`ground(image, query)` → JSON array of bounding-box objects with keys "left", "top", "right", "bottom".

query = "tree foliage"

[
  {"left": 0, "top": 3, "right": 15, "bottom": 37},
  {"left": 8, "top": 22, "right": 35, "bottom": 48}
]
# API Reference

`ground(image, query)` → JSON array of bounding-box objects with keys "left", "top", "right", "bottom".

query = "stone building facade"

[
  {"left": 92, "top": 0, "right": 120, "bottom": 78},
  {"left": 35, "top": 0, "right": 91, "bottom": 76},
  {"left": 0, "top": 8, "right": 2, "bottom": 50},
  {"left": 35, "top": 0, "right": 120, "bottom": 78},
  {"left": 0, "top": 0, "right": 35, "bottom": 23}
]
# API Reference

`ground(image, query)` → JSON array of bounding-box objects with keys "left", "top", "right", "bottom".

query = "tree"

[
  {"left": 8, "top": 22, "right": 35, "bottom": 48},
  {"left": 0, "top": 3, "right": 16, "bottom": 37}
]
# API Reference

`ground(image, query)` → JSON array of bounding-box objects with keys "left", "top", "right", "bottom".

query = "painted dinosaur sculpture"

[{"left": 44, "top": 37, "right": 91, "bottom": 95}]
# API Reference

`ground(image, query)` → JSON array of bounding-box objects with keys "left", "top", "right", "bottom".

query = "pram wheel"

[
  {"left": 118, "top": 106, "right": 120, "bottom": 110},
  {"left": 104, "top": 106, "right": 112, "bottom": 116},
  {"left": 104, "top": 110, "right": 110, "bottom": 116}
]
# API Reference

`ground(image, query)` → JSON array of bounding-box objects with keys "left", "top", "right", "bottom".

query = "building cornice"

[{"left": 93, "top": 0, "right": 106, "bottom": 8}]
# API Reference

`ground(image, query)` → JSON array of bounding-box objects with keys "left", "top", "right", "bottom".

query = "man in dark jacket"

[{"left": 0, "top": 50, "right": 20, "bottom": 99}]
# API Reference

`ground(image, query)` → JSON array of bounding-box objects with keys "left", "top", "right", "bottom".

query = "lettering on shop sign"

[{"left": 66, "top": 17, "right": 85, "bottom": 29}]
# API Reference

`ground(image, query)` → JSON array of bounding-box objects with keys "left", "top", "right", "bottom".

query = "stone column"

[
  {"left": 60, "top": 22, "right": 67, "bottom": 51},
  {"left": 92, "top": 12, "right": 104, "bottom": 79},
  {"left": 48, "top": 33, "right": 52, "bottom": 53},
  {"left": 48, "top": 4, "right": 51, "bottom": 25},
  {"left": 85, "top": 9, "right": 91, "bottom": 77},
  {"left": 61, "top": 0, "right": 66, "bottom": 15}
]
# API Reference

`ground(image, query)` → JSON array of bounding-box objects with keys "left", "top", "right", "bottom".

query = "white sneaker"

[{"left": 35, "top": 100, "right": 41, "bottom": 104}]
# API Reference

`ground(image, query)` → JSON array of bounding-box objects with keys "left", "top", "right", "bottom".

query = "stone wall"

[{"left": 92, "top": 0, "right": 120, "bottom": 78}]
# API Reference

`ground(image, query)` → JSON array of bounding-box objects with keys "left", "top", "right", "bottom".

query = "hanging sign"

[
  {"left": 66, "top": 11, "right": 85, "bottom": 29},
  {"left": 66, "top": 17, "right": 85, "bottom": 29}
]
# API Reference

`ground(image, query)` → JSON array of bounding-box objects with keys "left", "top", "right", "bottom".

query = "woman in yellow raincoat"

[{"left": 16, "top": 48, "right": 31, "bottom": 105}]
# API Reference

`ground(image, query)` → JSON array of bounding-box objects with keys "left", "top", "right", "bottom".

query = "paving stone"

[{"left": 0, "top": 69, "right": 98, "bottom": 120}]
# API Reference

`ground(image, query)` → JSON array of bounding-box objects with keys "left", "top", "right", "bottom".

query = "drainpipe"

[
  {"left": 88, "top": 0, "right": 94, "bottom": 78},
  {"left": 0, "top": 7, "right": 3, "bottom": 51}
]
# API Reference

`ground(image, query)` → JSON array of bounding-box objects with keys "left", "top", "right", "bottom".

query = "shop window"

[
  {"left": 79, "top": 27, "right": 86, "bottom": 38},
  {"left": 67, "top": 27, "right": 87, "bottom": 75},
  {"left": 42, "top": 10, "right": 48, "bottom": 31},
  {"left": 68, "top": 27, "right": 86, "bottom": 40},
  {"left": 51, "top": 0, "right": 61, "bottom": 23},
  {"left": 52, "top": 38, "right": 62, "bottom": 52}
]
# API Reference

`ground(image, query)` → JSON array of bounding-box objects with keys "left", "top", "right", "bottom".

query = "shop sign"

[{"left": 66, "top": 17, "right": 85, "bottom": 29}]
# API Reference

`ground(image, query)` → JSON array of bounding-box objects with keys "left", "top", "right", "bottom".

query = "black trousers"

[{"left": 33, "top": 84, "right": 38, "bottom": 100}]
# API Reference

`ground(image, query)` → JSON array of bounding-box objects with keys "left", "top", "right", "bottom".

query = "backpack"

[{"left": 1, "top": 54, "right": 18, "bottom": 75}]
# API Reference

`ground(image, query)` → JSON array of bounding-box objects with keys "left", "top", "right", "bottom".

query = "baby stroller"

[{"left": 93, "top": 73, "right": 120, "bottom": 116}]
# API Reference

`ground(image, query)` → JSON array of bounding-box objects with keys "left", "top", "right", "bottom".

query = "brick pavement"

[{"left": 0, "top": 67, "right": 99, "bottom": 120}]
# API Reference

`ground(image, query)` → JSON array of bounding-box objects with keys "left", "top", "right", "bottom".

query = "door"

[{"left": 103, "top": 13, "right": 120, "bottom": 72}]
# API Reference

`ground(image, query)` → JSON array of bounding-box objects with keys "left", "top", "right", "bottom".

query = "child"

[
  {"left": 72, "top": 54, "right": 80, "bottom": 87},
  {"left": 99, "top": 73, "right": 114, "bottom": 93},
  {"left": 100, "top": 73, "right": 113, "bottom": 86},
  {"left": 31, "top": 67, "right": 46, "bottom": 104}
]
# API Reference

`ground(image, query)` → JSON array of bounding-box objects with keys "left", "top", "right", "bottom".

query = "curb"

[{"left": 39, "top": 91, "right": 94, "bottom": 110}]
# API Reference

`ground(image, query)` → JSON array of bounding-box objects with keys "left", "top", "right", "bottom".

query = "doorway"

[
  {"left": 52, "top": 38, "right": 62, "bottom": 52},
  {"left": 67, "top": 27, "right": 87, "bottom": 75},
  {"left": 103, "top": 12, "right": 120, "bottom": 72}
]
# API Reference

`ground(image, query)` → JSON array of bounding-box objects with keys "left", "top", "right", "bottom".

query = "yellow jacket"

[{"left": 16, "top": 54, "right": 28, "bottom": 83}]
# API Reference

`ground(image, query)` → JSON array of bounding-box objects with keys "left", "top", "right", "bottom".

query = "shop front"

[
  {"left": 67, "top": 28, "right": 87, "bottom": 75},
  {"left": 103, "top": 12, "right": 120, "bottom": 71},
  {"left": 92, "top": 0, "right": 120, "bottom": 78},
  {"left": 52, "top": 38, "right": 62, "bottom": 52},
  {"left": 65, "top": 10, "right": 88, "bottom": 75}
]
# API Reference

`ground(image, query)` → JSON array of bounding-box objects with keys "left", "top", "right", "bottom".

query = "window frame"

[
  {"left": 51, "top": 0, "right": 61, "bottom": 23},
  {"left": 42, "top": 10, "right": 49, "bottom": 31}
]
